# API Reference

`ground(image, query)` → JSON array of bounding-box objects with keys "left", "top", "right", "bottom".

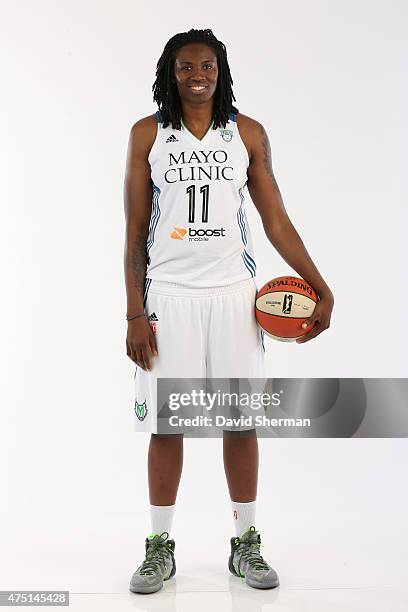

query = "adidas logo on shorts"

[
  {"left": 148, "top": 312, "right": 158, "bottom": 321},
  {"left": 166, "top": 134, "right": 178, "bottom": 143}
]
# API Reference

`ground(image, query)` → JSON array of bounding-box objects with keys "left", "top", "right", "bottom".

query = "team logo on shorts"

[
  {"left": 135, "top": 400, "right": 148, "bottom": 421},
  {"left": 220, "top": 129, "right": 233, "bottom": 142}
]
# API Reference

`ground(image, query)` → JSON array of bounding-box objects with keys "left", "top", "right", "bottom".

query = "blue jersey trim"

[
  {"left": 237, "top": 186, "right": 256, "bottom": 277},
  {"left": 228, "top": 111, "right": 237, "bottom": 122},
  {"left": 260, "top": 329, "right": 265, "bottom": 352},
  {"left": 143, "top": 277, "right": 152, "bottom": 307},
  {"left": 243, "top": 249, "right": 256, "bottom": 271},
  {"left": 242, "top": 251, "right": 256, "bottom": 276},
  {"left": 146, "top": 184, "right": 161, "bottom": 264}
]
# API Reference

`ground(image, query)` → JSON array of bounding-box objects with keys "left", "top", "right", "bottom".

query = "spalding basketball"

[{"left": 255, "top": 276, "right": 318, "bottom": 342}]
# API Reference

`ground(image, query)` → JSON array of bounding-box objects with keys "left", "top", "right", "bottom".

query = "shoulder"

[
  {"left": 128, "top": 113, "right": 158, "bottom": 157},
  {"left": 236, "top": 112, "right": 267, "bottom": 160}
]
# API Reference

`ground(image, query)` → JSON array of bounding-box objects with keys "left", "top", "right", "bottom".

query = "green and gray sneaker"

[
  {"left": 129, "top": 531, "right": 176, "bottom": 594},
  {"left": 228, "top": 526, "right": 279, "bottom": 589}
]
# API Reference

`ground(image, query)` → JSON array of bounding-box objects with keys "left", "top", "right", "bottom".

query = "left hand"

[{"left": 296, "top": 292, "right": 334, "bottom": 343}]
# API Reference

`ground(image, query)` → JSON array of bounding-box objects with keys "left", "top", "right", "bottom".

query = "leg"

[
  {"left": 207, "top": 281, "right": 264, "bottom": 534},
  {"left": 148, "top": 433, "right": 184, "bottom": 505},
  {"left": 223, "top": 429, "right": 258, "bottom": 502},
  {"left": 224, "top": 429, "right": 279, "bottom": 589}
]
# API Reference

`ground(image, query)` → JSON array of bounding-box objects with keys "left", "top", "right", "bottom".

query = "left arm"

[{"left": 244, "top": 118, "right": 334, "bottom": 343}]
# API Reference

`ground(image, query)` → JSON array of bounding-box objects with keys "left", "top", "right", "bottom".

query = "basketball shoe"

[
  {"left": 228, "top": 526, "right": 279, "bottom": 589},
  {"left": 129, "top": 532, "right": 176, "bottom": 594}
]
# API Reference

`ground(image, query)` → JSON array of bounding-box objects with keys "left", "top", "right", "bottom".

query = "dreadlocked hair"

[{"left": 152, "top": 28, "right": 239, "bottom": 131}]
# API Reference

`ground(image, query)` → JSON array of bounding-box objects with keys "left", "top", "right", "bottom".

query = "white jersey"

[{"left": 146, "top": 110, "right": 257, "bottom": 287}]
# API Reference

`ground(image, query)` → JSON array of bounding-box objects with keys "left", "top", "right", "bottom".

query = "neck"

[{"left": 180, "top": 100, "right": 214, "bottom": 128}]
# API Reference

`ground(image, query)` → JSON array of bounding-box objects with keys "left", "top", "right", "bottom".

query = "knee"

[
  {"left": 151, "top": 433, "right": 184, "bottom": 441},
  {"left": 223, "top": 428, "right": 257, "bottom": 439}
]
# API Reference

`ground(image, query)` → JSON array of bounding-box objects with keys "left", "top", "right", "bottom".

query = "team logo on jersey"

[
  {"left": 170, "top": 227, "right": 187, "bottom": 240},
  {"left": 220, "top": 129, "right": 233, "bottom": 142},
  {"left": 135, "top": 400, "right": 148, "bottom": 421},
  {"left": 166, "top": 134, "right": 179, "bottom": 143}
]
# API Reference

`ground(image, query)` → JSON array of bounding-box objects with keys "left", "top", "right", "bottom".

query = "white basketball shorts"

[{"left": 133, "top": 277, "right": 266, "bottom": 433}]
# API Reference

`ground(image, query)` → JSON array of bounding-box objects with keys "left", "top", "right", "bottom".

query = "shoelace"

[
  {"left": 139, "top": 532, "right": 171, "bottom": 576},
  {"left": 236, "top": 527, "right": 270, "bottom": 576}
]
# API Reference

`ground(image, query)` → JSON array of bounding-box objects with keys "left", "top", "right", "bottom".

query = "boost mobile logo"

[
  {"left": 170, "top": 226, "right": 226, "bottom": 241},
  {"left": 170, "top": 227, "right": 187, "bottom": 240}
]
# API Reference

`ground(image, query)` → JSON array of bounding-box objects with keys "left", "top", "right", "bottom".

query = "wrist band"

[{"left": 126, "top": 312, "right": 147, "bottom": 321}]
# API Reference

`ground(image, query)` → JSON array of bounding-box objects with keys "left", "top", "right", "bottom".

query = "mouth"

[{"left": 188, "top": 85, "right": 208, "bottom": 93}]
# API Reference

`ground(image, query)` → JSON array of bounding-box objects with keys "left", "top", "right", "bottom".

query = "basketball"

[{"left": 255, "top": 276, "right": 318, "bottom": 342}]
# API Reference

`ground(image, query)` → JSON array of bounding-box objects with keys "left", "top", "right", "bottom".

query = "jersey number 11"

[{"left": 187, "top": 184, "right": 209, "bottom": 223}]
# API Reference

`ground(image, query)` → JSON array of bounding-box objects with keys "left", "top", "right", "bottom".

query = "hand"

[
  {"left": 126, "top": 317, "right": 158, "bottom": 370},
  {"left": 296, "top": 292, "right": 334, "bottom": 344}
]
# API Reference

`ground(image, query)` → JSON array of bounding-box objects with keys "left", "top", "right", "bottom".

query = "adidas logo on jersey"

[
  {"left": 148, "top": 312, "right": 158, "bottom": 321},
  {"left": 166, "top": 134, "right": 179, "bottom": 143}
]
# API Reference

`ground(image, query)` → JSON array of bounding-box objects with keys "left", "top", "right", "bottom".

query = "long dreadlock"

[{"left": 152, "top": 28, "right": 239, "bottom": 131}]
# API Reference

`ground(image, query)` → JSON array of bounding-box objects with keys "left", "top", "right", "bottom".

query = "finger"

[
  {"left": 301, "top": 320, "right": 315, "bottom": 332},
  {"left": 128, "top": 341, "right": 136, "bottom": 363},
  {"left": 302, "top": 308, "right": 321, "bottom": 329},
  {"left": 300, "top": 318, "right": 318, "bottom": 335},
  {"left": 132, "top": 344, "right": 141, "bottom": 366},
  {"left": 296, "top": 323, "right": 322, "bottom": 343},
  {"left": 135, "top": 347, "right": 146, "bottom": 370},
  {"left": 149, "top": 332, "right": 158, "bottom": 357},
  {"left": 141, "top": 345, "right": 153, "bottom": 371}
]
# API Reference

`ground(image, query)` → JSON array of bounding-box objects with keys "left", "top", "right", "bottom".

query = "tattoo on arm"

[
  {"left": 261, "top": 125, "right": 279, "bottom": 188},
  {"left": 130, "top": 237, "right": 147, "bottom": 295}
]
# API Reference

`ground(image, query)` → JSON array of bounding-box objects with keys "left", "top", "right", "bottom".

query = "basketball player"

[{"left": 124, "top": 29, "right": 334, "bottom": 594}]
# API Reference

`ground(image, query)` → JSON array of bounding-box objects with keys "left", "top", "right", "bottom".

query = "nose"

[{"left": 189, "top": 66, "right": 208, "bottom": 80}]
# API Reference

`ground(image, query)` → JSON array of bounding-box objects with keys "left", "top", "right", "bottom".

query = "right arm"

[{"left": 123, "top": 117, "right": 157, "bottom": 371}]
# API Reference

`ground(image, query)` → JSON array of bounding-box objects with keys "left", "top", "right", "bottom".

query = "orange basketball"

[{"left": 255, "top": 276, "right": 318, "bottom": 342}]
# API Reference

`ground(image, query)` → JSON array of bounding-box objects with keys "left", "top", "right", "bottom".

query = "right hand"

[{"left": 126, "top": 317, "right": 158, "bottom": 371}]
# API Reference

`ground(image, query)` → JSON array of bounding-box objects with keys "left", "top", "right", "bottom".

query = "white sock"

[
  {"left": 150, "top": 504, "right": 175, "bottom": 537},
  {"left": 231, "top": 500, "right": 256, "bottom": 537}
]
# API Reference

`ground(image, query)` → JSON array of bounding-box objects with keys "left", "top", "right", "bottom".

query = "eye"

[{"left": 204, "top": 64, "right": 213, "bottom": 69}]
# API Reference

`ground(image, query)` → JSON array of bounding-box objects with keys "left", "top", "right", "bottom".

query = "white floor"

[{"left": 1, "top": 511, "right": 407, "bottom": 611}]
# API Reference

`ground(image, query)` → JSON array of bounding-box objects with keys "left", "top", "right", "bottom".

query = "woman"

[{"left": 124, "top": 28, "right": 334, "bottom": 594}]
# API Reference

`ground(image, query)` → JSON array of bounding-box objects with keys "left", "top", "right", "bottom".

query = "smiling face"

[{"left": 173, "top": 42, "right": 218, "bottom": 103}]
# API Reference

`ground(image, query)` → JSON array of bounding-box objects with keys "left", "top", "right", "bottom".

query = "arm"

[
  {"left": 245, "top": 119, "right": 334, "bottom": 343},
  {"left": 124, "top": 118, "right": 158, "bottom": 368}
]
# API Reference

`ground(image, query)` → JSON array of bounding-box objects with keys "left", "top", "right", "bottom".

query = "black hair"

[{"left": 152, "top": 28, "right": 239, "bottom": 130}]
